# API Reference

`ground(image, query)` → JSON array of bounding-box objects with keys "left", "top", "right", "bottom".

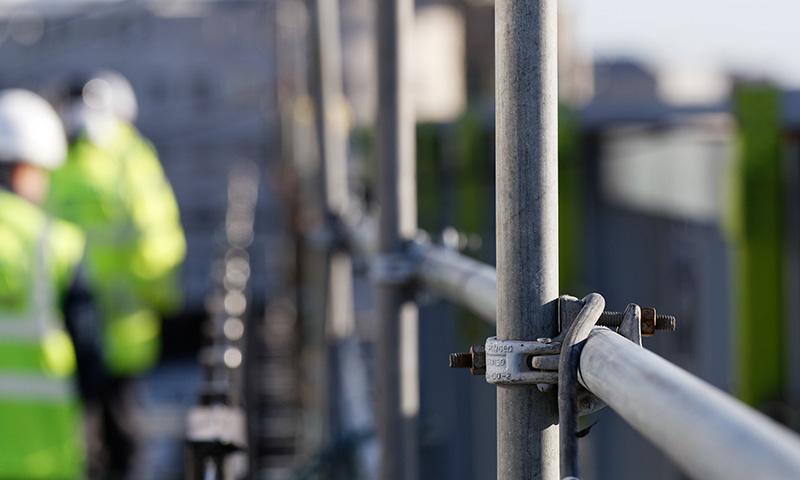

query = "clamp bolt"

[
  {"left": 449, "top": 353, "right": 472, "bottom": 368},
  {"left": 448, "top": 345, "right": 486, "bottom": 375},
  {"left": 598, "top": 308, "right": 676, "bottom": 337}
]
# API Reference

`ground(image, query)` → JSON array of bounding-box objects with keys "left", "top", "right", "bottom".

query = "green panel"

[
  {"left": 730, "top": 84, "right": 785, "bottom": 406},
  {"left": 558, "top": 104, "right": 582, "bottom": 294},
  {"left": 454, "top": 105, "right": 495, "bottom": 343},
  {"left": 416, "top": 123, "right": 443, "bottom": 233},
  {"left": 454, "top": 105, "right": 490, "bottom": 238}
]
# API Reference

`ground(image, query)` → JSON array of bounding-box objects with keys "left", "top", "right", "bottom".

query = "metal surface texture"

[
  {"left": 495, "top": 0, "right": 559, "bottom": 476},
  {"left": 580, "top": 328, "right": 800, "bottom": 480}
]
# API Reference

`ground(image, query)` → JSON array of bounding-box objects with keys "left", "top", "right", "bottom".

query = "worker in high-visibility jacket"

[
  {"left": 0, "top": 88, "right": 95, "bottom": 479},
  {"left": 45, "top": 70, "right": 187, "bottom": 478}
]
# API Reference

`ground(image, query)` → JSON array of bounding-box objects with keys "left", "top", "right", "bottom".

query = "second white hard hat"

[
  {"left": 0, "top": 89, "right": 67, "bottom": 170},
  {"left": 81, "top": 69, "right": 138, "bottom": 123}
]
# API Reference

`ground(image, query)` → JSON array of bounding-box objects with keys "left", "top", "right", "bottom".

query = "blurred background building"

[{"left": 0, "top": 2, "right": 281, "bottom": 318}]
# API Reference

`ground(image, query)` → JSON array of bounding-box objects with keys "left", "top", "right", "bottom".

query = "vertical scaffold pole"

[
  {"left": 376, "top": 0, "right": 418, "bottom": 475},
  {"left": 310, "top": 0, "right": 348, "bottom": 216},
  {"left": 310, "top": 0, "right": 359, "bottom": 443},
  {"left": 495, "top": 0, "right": 559, "bottom": 478}
]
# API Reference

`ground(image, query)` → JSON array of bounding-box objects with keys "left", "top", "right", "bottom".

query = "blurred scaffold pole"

[
  {"left": 312, "top": 0, "right": 380, "bottom": 474},
  {"left": 375, "top": 0, "right": 419, "bottom": 476},
  {"left": 283, "top": 0, "right": 383, "bottom": 476}
]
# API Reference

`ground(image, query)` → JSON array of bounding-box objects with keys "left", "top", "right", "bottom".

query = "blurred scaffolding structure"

[{"left": 267, "top": 0, "right": 800, "bottom": 477}]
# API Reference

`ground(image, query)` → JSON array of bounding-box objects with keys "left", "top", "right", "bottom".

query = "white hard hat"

[
  {"left": 60, "top": 69, "right": 139, "bottom": 140},
  {"left": 0, "top": 89, "right": 67, "bottom": 169},
  {"left": 82, "top": 69, "right": 138, "bottom": 123}
]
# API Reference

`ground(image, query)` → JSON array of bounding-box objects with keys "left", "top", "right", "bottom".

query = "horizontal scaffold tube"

[
  {"left": 344, "top": 217, "right": 378, "bottom": 257},
  {"left": 343, "top": 220, "right": 498, "bottom": 323},
  {"left": 416, "top": 245, "right": 497, "bottom": 324},
  {"left": 579, "top": 328, "right": 800, "bottom": 480}
]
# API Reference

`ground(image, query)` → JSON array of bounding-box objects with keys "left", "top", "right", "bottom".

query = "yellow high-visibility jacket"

[
  {"left": 0, "top": 189, "right": 86, "bottom": 479},
  {"left": 45, "top": 120, "right": 186, "bottom": 376}
]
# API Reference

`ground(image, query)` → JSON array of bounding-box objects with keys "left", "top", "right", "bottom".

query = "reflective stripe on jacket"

[{"left": 0, "top": 189, "right": 86, "bottom": 479}]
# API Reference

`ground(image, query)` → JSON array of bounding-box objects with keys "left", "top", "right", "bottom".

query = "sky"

[{"left": 562, "top": 0, "right": 800, "bottom": 101}]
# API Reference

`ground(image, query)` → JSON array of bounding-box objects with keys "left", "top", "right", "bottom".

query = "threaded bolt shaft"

[
  {"left": 655, "top": 315, "right": 676, "bottom": 331},
  {"left": 449, "top": 352, "right": 473, "bottom": 369},
  {"left": 598, "top": 311, "right": 676, "bottom": 331}
]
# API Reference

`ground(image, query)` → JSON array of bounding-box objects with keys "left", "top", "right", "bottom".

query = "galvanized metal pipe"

[
  {"left": 337, "top": 335, "right": 379, "bottom": 479},
  {"left": 416, "top": 245, "right": 497, "bottom": 324},
  {"left": 343, "top": 224, "right": 498, "bottom": 326},
  {"left": 307, "top": 0, "right": 339, "bottom": 456},
  {"left": 310, "top": 0, "right": 346, "bottom": 408},
  {"left": 495, "top": 0, "right": 559, "bottom": 477},
  {"left": 310, "top": 0, "right": 349, "bottom": 215},
  {"left": 579, "top": 328, "right": 800, "bottom": 480},
  {"left": 376, "top": 0, "right": 417, "bottom": 475}
]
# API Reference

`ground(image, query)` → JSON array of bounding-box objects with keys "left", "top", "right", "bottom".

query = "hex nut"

[
  {"left": 641, "top": 307, "right": 656, "bottom": 337},
  {"left": 470, "top": 345, "right": 486, "bottom": 375}
]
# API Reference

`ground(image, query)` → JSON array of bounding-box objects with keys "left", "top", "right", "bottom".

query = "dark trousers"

[{"left": 86, "top": 377, "right": 143, "bottom": 480}]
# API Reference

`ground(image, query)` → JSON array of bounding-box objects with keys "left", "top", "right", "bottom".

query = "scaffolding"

[{"left": 282, "top": 0, "right": 800, "bottom": 478}]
